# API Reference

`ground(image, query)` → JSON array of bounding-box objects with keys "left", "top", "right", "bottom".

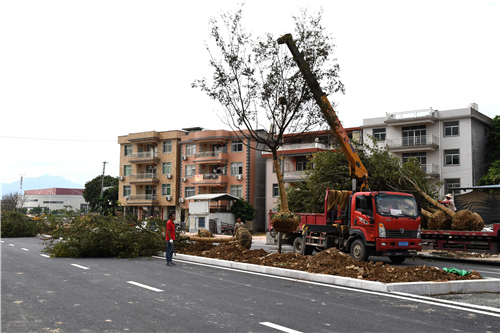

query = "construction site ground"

[{"left": 174, "top": 233, "right": 500, "bottom": 299}]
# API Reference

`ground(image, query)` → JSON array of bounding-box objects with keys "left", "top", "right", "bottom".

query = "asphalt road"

[{"left": 2, "top": 237, "right": 499, "bottom": 332}]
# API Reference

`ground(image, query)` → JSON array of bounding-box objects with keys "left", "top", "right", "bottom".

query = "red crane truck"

[{"left": 274, "top": 34, "right": 422, "bottom": 263}]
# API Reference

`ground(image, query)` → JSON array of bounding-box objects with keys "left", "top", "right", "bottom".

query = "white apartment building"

[{"left": 362, "top": 104, "right": 492, "bottom": 196}]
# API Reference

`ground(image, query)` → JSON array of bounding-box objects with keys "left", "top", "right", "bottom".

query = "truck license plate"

[{"left": 398, "top": 241, "right": 408, "bottom": 246}]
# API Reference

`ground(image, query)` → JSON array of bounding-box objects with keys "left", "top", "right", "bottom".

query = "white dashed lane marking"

[
  {"left": 71, "top": 264, "right": 90, "bottom": 270},
  {"left": 127, "top": 281, "right": 163, "bottom": 292}
]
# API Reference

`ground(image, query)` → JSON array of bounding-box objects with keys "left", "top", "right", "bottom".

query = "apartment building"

[
  {"left": 179, "top": 127, "right": 266, "bottom": 231},
  {"left": 263, "top": 128, "right": 363, "bottom": 223},
  {"left": 362, "top": 104, "right": 492, "bottom": 196},
  {"left": 118, "top": 130, "right": 185, "bottom": 220}
]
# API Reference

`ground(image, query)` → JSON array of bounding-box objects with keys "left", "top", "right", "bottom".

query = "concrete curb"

[{"left": 172, "top": 253, "right": 500, "bottom": 296}]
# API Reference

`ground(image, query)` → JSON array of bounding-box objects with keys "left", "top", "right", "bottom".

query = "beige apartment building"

[
  {"left": 118, "top": 130, "right": 184, "bottom": 220},
  {"left": 118, "top": 128, "right": 266, "bottom": 231}
]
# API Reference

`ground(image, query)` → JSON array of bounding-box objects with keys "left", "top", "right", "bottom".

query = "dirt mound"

[{"left": 177, "top": 243, "right": 482, "bottom": 283}]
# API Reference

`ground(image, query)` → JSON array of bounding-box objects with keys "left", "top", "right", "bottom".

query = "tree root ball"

[
  {"left": 197, "top": 229, "right": 213, "bottom": 238},
  {"left": 271, "top": 212, "right": 301, "bottom": 233},
  {"left": 234, "top": 227, "right": 252, "bottom": 249},
  {"left": 473, "top": 213, "right": 485, "bottom": 231},
  {"left": 428, "top": 210, "right": 452, "bottom": 230},
  {"left": 452, "top": 210, "right": 476, "bottom": 231}
]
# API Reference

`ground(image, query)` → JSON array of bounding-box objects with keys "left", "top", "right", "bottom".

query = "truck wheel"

[
  {"left": 292, "top": 237, "right": 303, "bottom": 254},
  {"left": 350, "top": 239, "right": 369, "bottom": 261},
  {"left": 389, "top": 256, "right": 406, "bottom": 264}
]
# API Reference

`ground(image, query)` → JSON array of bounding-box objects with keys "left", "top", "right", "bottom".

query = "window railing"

[
  {"left": 386, "top": 134, "right": 439, "bottom": 148},
  {"left": 129, "top": 173, "right": 157, "bottom": 180},
  {"left": 195, "top": 151, "right": 223, "bottom": 158},
  {"left": 386, "top": 108, "right": 436, "bottom": 121},
  {"left": 421, "top": 163, "right": 439, "bottom": 175},
  {"left": 126, "top": 194, "right": 157, "bottom": 201},
  {"left": 130, "top": 151, "right": 158, "bottom": 159},
  {"left": 281, "top": 142, "right": 330, "bottom": 150},
  {"left": 283, "top": 170, "right": 307, "bottom": 178}
]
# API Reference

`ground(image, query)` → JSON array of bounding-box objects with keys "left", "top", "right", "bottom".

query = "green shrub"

[{"left": 1, "top": 212, "right": 43, "bottom": 238}]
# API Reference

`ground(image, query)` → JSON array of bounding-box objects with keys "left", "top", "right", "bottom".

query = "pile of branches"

[
  {"left": 1, "top": 211, "right": 46, "bottom": 238},
  {"left": 43, "top": 214, "right": 182, "bottom": 258}
]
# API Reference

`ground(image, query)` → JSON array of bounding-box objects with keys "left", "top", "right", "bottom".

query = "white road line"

[
  {"left": 127, "top": 281, "right": 163, "bottom": 292},
  {"left": 1, "top": 240, "right": 4, "bottom": 243},
  {"left": 40, "top": 254, "right": 50, "bottom": 258},
  {"left": 157, "top": 257, "right": 500, "bottom": 318},
  {"left": 21, "top": 248, "right": 30, "bottom": 251},
  {"left": 476, "top": 269, "right": 500, "bottom": 275},
  {"left": 71, "top": 264, "right": 90, "bottom": 270},
  {"left": 260, "top": 322, "right": 303, "bottom": 333},
  {"left": 9, "top": 244, "right": 14, "bottom": 246}
]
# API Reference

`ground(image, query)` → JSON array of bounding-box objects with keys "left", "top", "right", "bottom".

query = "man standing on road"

[
  {"left": 439, "top": 194, "right": 457, "bottom": 212},
  {"left": 166, "top": 213, "right": 176, "bottom": 266},
  {"left": 233, "top": 217, "right": 245, "bottom": 235}
]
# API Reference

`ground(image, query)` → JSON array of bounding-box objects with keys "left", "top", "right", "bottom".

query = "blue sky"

[{"left": 1, "top": 0, "right": 498, "bottom": 187}]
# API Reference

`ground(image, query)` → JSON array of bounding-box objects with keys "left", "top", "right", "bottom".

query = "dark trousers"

[{"left": 166, "top": 241, "right": 174, "bottom": 263}]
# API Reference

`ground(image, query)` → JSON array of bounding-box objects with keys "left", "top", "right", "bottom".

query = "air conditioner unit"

[
  {"left": 235, "top": 175, "right": 242, "bottom": 180},
  {"left": 166, "top": 174, "right": 172, "bottom": 179},
  {"left": 182, "top": 155, "right": 187, "bottom": 161},
  {"left": 179, "top": 198, "right": 185, "bottom": 203},
  {"left": 119, "top": 176, "right": 124, "bottom": 181},
  {"left": 166, "top": 195, "right": 171, "bottom": 201},
  {"left": 181, "top": 178, "right": 186, "bottom": 182}
]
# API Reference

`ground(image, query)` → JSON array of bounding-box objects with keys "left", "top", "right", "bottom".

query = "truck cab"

[{"left": 346, "top": 191, "right": 422, "bottom": 262}]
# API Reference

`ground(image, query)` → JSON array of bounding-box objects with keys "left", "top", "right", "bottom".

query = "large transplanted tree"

[
  {"left": 82, "top": 175, "right": 119, "bottom": 213},
  {"left": 193, "top": 6, "right": 345, "bottom": 212}
]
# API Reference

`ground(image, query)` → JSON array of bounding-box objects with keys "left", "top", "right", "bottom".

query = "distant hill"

[{"left": 1, "top": 175, "right": 84, "bottom": 196}]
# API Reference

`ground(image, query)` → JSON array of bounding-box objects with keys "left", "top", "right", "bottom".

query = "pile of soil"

[{"left": 177, "top": 242, "right": 482, "bottom": 283}]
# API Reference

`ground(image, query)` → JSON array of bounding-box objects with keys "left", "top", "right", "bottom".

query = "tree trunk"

[
  {"left": 188, "top": 236, "right": 233, "bottom": 243},
  {"left": 273, "top": 154, "right": 289, "bottom": 212},
  {"left": 420, "top": 209, "right": 433, "bottom": 219},
  {"left": 408, "top": 179, "right": 455, "bottom": 218}
]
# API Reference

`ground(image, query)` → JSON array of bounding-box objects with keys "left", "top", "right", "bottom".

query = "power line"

[{"left": 0, "top": 136, "right": 115, "bottom": 142}]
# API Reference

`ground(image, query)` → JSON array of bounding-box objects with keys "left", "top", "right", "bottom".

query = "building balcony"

[
  {"left": 386, "top": 134, "right": 439, "bottom": 152},
  {"left": 125, "top": 194, "right": 158, "bottom": 204},
  {"left": 193, "top": 151, "right": 228, "bottom": 163},
  {"left": 128, "top": 151, "right": 160, "bottom": 163},
  {"left": 262, "top": 142, "right": 330, "bottom": 158},
  {"left": 128, "top": 173, "right": 159, "bottom": 184},
  {"left": 192, "top": 173, "right": 228, "bottom": 186},
  {"left": 384, "top": 108, "right": 438, "bottom": 126},
  {"left": 422, "top": 163, "right": 440, "bottom": 178},
  {"left": 283, "top": 170, "right": 307, "bottom": 182}
]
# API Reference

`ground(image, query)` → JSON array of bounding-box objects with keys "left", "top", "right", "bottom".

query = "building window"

[
  {"left": 42, "top": 201, "right": 64, "bottom": 204},
  {"left": 185, "top": 186, "right": 195, "bottom": 198},
  {"left": 186, "top": 144, "right": 196, "bottom": 156},
  {"left": 373, "top": 128, "right": 386, "bottom": 141},
  {"left": 272, "top": 184, "right": 279, "bottom": 197},
  {"left": 402, "top": 152, "right": 427, "bottom": 165},
  {"left": 444, "top": 121, "right": 459, "bottom": 137},
  {"left": 402, "top": 125, "right": 426, "bottom": 146},
  {"left": 124, "top": 165, "right": 132, "bottom": 176},
  {"left": 295, "top": 157, "right": 308, "bottom": 171},
  {"left": 162, "top": 162, "right": 172, "bottom": 174},
  {"left": 231, "top": 185, "right": 243, "bottom": 198},
  {"left": 198, "top": 216, "right": 205, "bottom": 228},
  {"left": 124, "top": 145, "right": 132, "bottom": 156},
  {"left": 185, "top": 165, "right": 196, "bottom": 177},
  {"left": 231, "top": 140, "right": 243, "bottom": 152},
  {"left": 444, "top": 149, "right": 460, "bottom": 166},
  {"left": 162, "top": 184, "right": 171, "bottom": 196},
  {"left": 231, "top": 162, "right": 243, "bottom": 175},
  {"left": 444, "top": 179, "right": 460, "bottom": 194},
  {"left": 163, "top": 140, "right": 172, "bottom": 153},
  {"left": 123, "top": 185, "right": 131, "bottom": 197}
]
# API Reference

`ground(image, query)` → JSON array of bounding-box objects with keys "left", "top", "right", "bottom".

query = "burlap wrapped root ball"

[
  {"left": 473, "top": 213, "right": 485, "bottom": 231},
  {"left": 271, "top": 211, "right": 301, "bottom": 233},
  {"left": 197, "top": 229, "right": 213, "bottom": 238},
  {"left": 234, "top": 227, "right": 252, "bottom": 249},
  {"left": 428, "top": 210, "right": 452, "bottom": 230},
  {"left": 452, "top": 210, "right": 476, "bottom": 231}
]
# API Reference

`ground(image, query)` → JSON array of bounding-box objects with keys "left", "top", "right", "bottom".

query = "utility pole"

[
  {"left": 19, "top": 174, "right": 25, "bottom": 193},
  {"left": 100, "top": 162, "right": 108, "bottom": 197}
]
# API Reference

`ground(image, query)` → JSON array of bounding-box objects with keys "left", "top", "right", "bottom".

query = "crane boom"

[{"left": 277, "top": 33, "right": 368, "bottom": 191}]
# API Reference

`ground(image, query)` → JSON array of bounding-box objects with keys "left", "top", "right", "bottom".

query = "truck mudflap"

[{"left": 376, "top": 238, "right": 422, "bottom": 252}]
